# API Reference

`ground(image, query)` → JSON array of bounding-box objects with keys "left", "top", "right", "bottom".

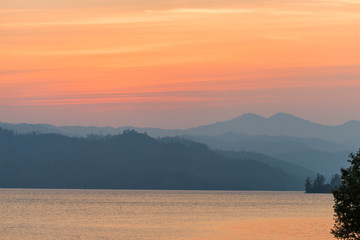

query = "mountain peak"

[
  {"left": 340, "top": 120, "right": 360, "bottom": 127},
  {"left": 269, "top": 112, "right": 297, "bottom": 119},
  {"left": 226, "top": 113, "right": 267, "bottom": 124},
  {"left": 237, "top": 113, "right": 266, "bottom": 120}
]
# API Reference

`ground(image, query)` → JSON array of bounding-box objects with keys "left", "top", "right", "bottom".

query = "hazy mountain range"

[
  {"left": 0, "top": 129, "right": 304, "bottom": 190},
  {"left": 1, "top": 112, "right": 359, "bottom": 181},
  {"left": 2, "top": 112, "right": 360, "bottom": 144},
  {"left": 185, "top": 132, "right": 351, "bottom": 176},
  {"left": 186, "top": 113, "right": 360, "bottom": 144}
]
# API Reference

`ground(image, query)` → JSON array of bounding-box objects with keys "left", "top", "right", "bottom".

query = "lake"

[{"left": 0, "top": 189, "right": 334, "bottom": 239}]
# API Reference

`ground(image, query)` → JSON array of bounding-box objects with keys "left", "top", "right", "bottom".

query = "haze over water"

[{"left": 1, "top": 189, "right": 334, "bottom": 239}]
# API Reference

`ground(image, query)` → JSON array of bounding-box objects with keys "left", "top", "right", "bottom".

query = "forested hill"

[{"left": 0, "top": 128, "right": 303, "bottom": 190}]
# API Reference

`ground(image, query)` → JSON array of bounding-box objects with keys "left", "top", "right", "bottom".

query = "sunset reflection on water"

[
  {"left": 193, "top": 218, "right": 333, "bottom": 240},
  {"left": 0, "top": 189, "right": 334, "bottom": 240}
]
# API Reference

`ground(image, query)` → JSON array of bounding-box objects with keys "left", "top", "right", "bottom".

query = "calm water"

[{"left": 0, "top": 189, "right": 334, "bottom": 240}]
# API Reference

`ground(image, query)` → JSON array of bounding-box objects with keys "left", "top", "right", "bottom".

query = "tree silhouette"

[
  {"left": 331, "top": 174, "right": 341, "bottom": 191},
  {"left": 314, "top": 173, "right": 326, "bottom": 190},
  {"left": 304, "top": 173, "right": 332, "bottom": 193},
  {"left": 332, "top": 149, "right": 360, "bottom": 239},
  {"left": 305, "top": 177, "right": 312, "bottom": 193}
]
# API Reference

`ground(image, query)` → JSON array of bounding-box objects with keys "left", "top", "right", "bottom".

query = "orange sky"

[{"left": 1, "top": 0, "right": 360, "bottom": 128}]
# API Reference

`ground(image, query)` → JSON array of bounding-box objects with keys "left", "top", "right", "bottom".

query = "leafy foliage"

[{"left": 332, "top": 150, "right": 360, "bottom": 239}]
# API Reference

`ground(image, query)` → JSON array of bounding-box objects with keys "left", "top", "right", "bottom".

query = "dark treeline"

[
  {"left": 305, "top": 173, "right": 341, "bottom": 193},
  {"left": 0, "top": 128, "right": 303, "bottom": 190}
]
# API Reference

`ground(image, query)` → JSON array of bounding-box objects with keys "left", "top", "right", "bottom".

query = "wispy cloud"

[
  {"left": 146, "top": 8, "right": 258, "bottom": 14},
  {"left": 4, "top": 41, "right": 198, "bottom": 56},
  {"left": 319, "top": 0, "right": 360, "bottom": 4},
  {"left": 1, "top": 6, "right": 322, "bottom": 29},
  {"left": 2, "top": 65, "right": 359, "bottom": 106},
  {"left": 0, "top": 90, "right": 218, "bottom": 106},
  {"left": 1, "top": 15, "right": 171, "bottom": 28},
  {"left": 0, "top": 70, "right": 40, "bottom": 76},
  {"left": 146, "top": 7, "right": 324, "bottom": 15}
]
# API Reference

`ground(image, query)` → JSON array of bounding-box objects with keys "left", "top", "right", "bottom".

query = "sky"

[{"left": 1, "top": 0, "right": 360, "bottom": 128}]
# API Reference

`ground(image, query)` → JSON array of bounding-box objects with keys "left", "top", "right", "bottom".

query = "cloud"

[
  {"left": 4, "top": 41, "right": 198, "bottom": 56},
  {"left": 0, "top": 6, "right": 321, "bottom": 27},
  {"left": 146, "top": 8, "right": 257, "bottom": 14},
  {"left": 319, "top": 0, "right": 360, "bottom": 4},
  {"left": 0, "top": 69, "right": 55, "bottom": 78},
  {"left": 1, "top": 15, "right": 171, "bottom": 28},
  {"left": 146, "top": 7, "right": 321, "bottom": 15},
  {"left": 1, "top": 90, "right": 216, "bottom": 106},
  {"left": 0, "top": 70, "right": 34, "bottom": 76},
  {"left": 2, "top": 65, "right": 359, "bottom": 107}
]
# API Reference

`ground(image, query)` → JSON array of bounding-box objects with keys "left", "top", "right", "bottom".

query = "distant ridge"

[
  {"left": 185, "top": 112, "right": 360, "bottom": 143},
  {"left": 2, "top": 113, "right": 358, "bottom": 179},
  {"left": 0, "top": 128, "right": 303, "bottom": 190},
  {"left": 1, "top": 113, "right": 360, "bottom": 144}
]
